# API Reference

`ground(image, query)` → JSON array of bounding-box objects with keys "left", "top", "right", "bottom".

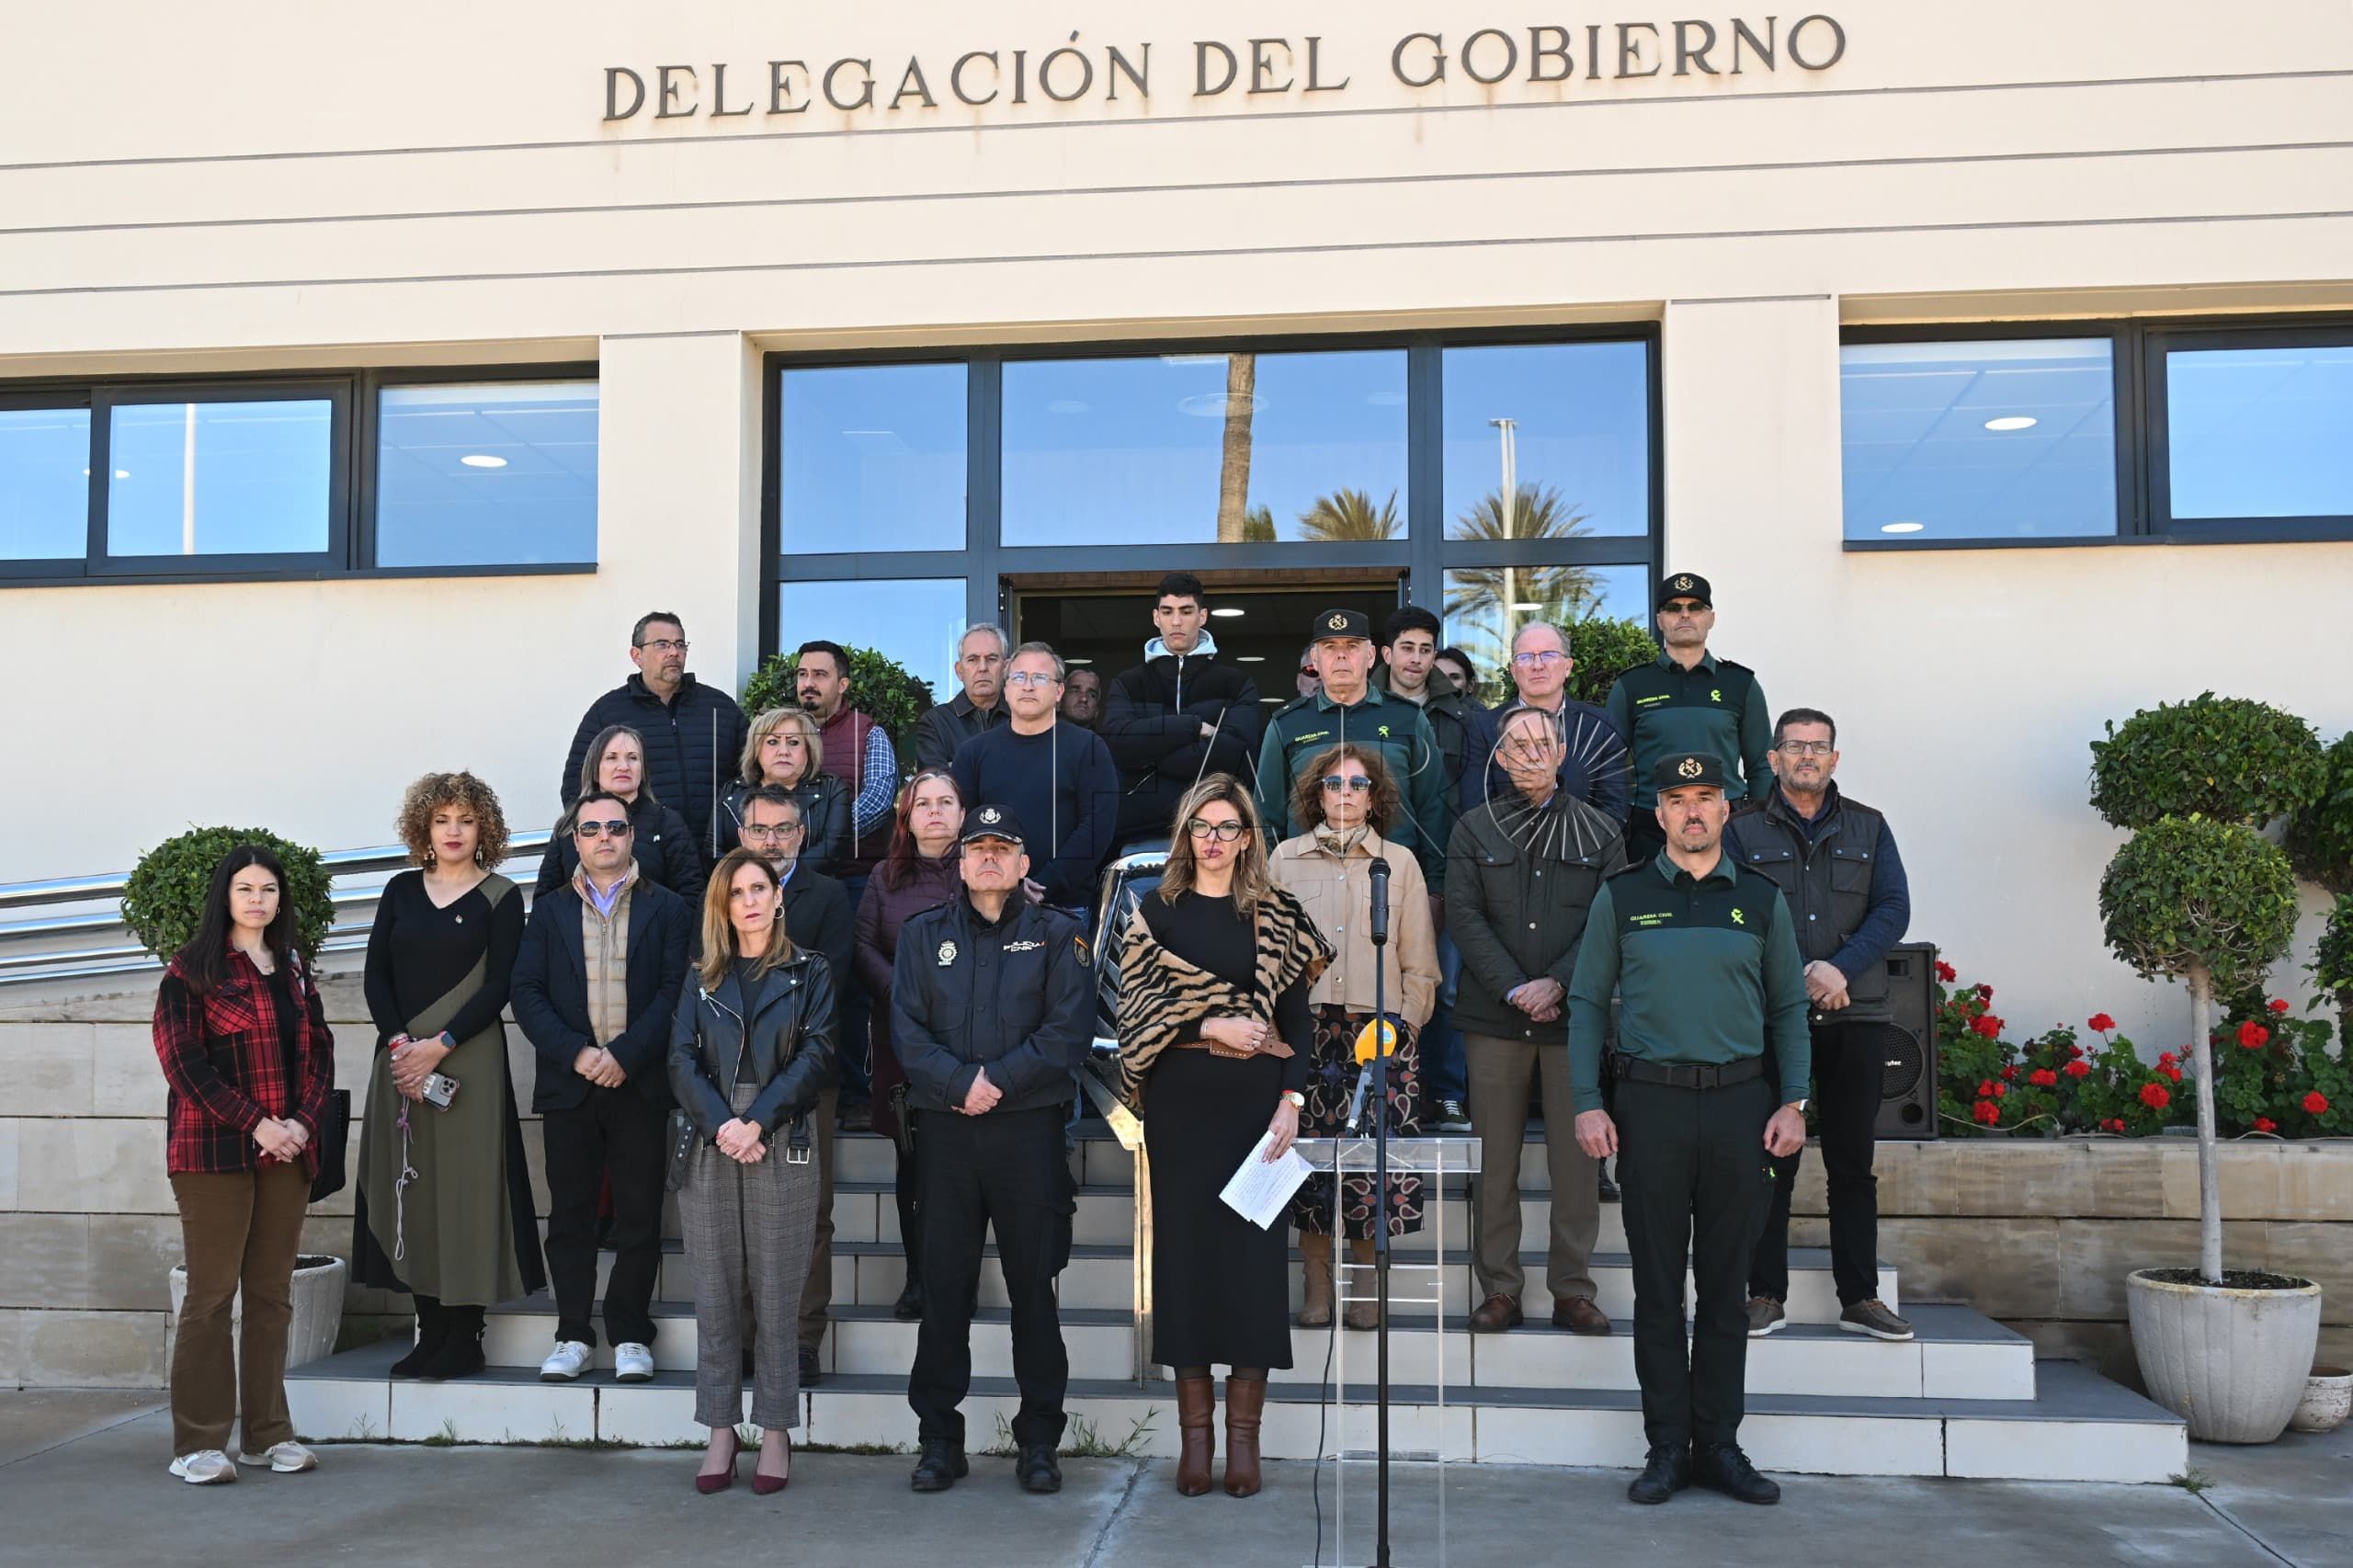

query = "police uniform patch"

[
  {"left": 1677, "top": 756, "right": 1704, "bottom": 779},
  {"left": 1731, "top": 908, "right": 1746, "bottom": 926},
  {"left": 937, "top": 940, "right": 958, "bottom": 966},
  {"left": 978, "top": 806, "right": 1002, "bottom": 825},
  {"left": 1074, "top": 935, "right": 1092, "bottom": 967},
  {"left": 1327, "top": 612, "right": 1347, "bottom": 631},
  {"left": 1673, "top": 574, "right": 1694, "bottom": 592}
]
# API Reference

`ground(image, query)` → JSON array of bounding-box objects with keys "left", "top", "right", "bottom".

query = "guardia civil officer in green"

[
  {"left": 1605, "top": 574, "right": 1772, "bottom": 865},
  {"left": 1255, "top": 608, "right": 1453, "bottom": 898},
  {"left": 1567, "top": 752, "right": 1811, "bottom": 1507}
]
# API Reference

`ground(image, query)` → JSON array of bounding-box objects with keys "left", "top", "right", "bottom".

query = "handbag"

[
  {"left": 664, "top": 1108, "right": 700, "bottom": 1193},
  {"left": 308, "top": 1088, "right": 351, "bottom": 1203}
]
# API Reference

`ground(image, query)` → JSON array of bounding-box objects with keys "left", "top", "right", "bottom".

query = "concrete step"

[{"left": 285, "top": 1344, "right": 2182, "bottom": 1483}]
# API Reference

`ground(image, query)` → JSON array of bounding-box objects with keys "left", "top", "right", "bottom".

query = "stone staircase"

[{"left": 286, "top": 1126, "right": 2188, "bottom": 1482}]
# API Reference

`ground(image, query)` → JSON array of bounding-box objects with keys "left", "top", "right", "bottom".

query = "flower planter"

[
  {"left": 2126, "top": 1267, "right": 2323, "bottom": 1443},
  {"left": 165, "top": 1255, "right": 349, "bottom": 1376},
  {"left": 2290, "top": 1364, "right": 2352, "bottom": 1435}
]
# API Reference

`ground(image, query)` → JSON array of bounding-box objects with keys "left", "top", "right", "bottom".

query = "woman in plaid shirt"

[{"left": 152, "top": 844, "right": 335, "bottom": 1484}]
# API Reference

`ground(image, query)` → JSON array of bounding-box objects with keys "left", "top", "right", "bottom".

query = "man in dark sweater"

[
  {"left": 949, "top": 642, "right": 1121, "bottom": 916},
  {"left": 1100, "top": 573, "right": 1264, "bottom": 842},
  {"left": 914, "top": 624, "right": 1010, "bottom": 770},
  {"left": 561, "top": 609, "right": 748, "bottom": 859}
]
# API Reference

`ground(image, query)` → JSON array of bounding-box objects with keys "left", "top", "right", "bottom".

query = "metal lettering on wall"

[{"left": 601, "top": 16, "right": 1847, "bottom": 126}]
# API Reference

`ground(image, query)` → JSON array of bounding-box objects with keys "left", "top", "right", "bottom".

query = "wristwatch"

[
  {"left": 1787, "top": 1098, "right": 1810, "bottom": 1113},
  {"left": 1279, "top": 1090, "right": 1307, "bottom": 1109}
]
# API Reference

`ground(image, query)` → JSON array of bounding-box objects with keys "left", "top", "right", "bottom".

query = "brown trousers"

[
  {"left": 1464, "top": 1032, "right": 1600, "bottom": 1304},
  {"left": 168, "top": 1161, "right": 311, "bottom": 1455}
]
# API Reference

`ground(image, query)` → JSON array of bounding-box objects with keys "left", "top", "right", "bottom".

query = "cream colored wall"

[{"left": 2, "top": 0, "right": 2350, "bottom": 1041}]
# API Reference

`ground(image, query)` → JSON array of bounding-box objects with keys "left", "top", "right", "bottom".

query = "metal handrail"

[{"left": 0, "top": 831, "right": 551, "bottom": 985}]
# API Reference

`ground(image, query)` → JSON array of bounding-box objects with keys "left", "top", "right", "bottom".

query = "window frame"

[
  {"left": 0, "top": 361, "right": 600, "bottom": 586},
  {"left": 1842, "top": 313, "right": 2353, "bottom": 551}
]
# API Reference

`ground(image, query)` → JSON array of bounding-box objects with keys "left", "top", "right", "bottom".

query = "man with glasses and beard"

[
  {"left": 1723, "top": 710, "right": 1914, "bottom": 1345},
  {"left": 1605, "top": 575, "right": 1771, "bottom": 865}
]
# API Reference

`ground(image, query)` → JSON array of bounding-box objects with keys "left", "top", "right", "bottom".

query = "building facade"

[{"left": 4, "top": 0, "right": 2350, "bottom": 1047}]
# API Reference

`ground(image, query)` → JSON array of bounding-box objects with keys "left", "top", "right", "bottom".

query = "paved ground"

[{"left": 0, "top": 1390, "right": 2346, "bottom": 1567}]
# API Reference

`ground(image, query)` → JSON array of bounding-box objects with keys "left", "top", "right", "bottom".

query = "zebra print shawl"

[{"left": 1113, "top": 886, "right": 1333, "bottom": 1112}]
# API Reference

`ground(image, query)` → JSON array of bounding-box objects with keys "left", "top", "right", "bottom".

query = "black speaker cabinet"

[{"left": 1856, "top": 941, "right": 1938, "bottom": 1141}]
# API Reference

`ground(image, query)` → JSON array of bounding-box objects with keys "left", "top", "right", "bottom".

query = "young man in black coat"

[
  {"left": 1099, "top": 573, "right": 1264, "bottom": 842},
  {"left": 510, "top": 789, "right": 694, "bottom": 1385},
  {"left": 561, "top": 609, "right": 750, "bottom": 859}
]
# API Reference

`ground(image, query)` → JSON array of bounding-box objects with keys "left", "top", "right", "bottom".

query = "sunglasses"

[
  {"left": 1321, "top": 775, "right": 1373, "bottom": 793},
  {"left": 1185, "top": 819, "right": 1248, "bottom": 842},
  {"left": 574, "top": 819, "right": 631, "bottom": 838}
]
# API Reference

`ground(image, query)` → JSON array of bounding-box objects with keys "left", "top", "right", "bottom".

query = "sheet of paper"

[{"left": 1220, "top": 1130, "right": 1314, "bottom": 1230}]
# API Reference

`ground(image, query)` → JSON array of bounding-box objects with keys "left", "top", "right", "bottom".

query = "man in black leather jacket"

[{"left": 892, "top": 805, "right": 1092, "bottom": 1497}]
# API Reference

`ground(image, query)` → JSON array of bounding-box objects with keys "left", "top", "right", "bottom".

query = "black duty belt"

[{"left": 1615, "top": 1055, "right": 1767, "bottom": 1090}]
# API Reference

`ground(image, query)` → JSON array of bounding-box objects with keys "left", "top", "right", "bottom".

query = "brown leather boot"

[
  {"left": 1296, "top": 1233, "right": 1334, "bottom": 1327},
  {"left": 1175, "top": 1375, "right": 1216, "bottom": 1496},
  {"left": 1222, "top": 1376, "right": 1267, "bottom": 1497},
  {"left": 1345, "top": 1239, "right": 1381, "bottom": 1330}
]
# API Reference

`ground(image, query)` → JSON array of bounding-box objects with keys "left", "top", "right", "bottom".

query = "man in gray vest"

[{"left": 1722, "top": 708, "right": 1913, "bottom": 1343}]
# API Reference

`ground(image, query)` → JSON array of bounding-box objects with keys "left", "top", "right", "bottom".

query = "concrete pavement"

[{"left": 0, "top": 1392, "right": 2345, "bottom": 1567}]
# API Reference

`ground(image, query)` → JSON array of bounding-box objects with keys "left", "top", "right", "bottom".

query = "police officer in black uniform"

[
  {"left": 894, "top": 805, "right": 1093, "bottom": 1496},
  {"left": 1567, "top": 753, "right": 1812, "bottom": 1506}
]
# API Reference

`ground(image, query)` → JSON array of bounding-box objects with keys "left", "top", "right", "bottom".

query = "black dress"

[{"left": 1137, "top": 890, "right": 1313, "bottom": 1371}]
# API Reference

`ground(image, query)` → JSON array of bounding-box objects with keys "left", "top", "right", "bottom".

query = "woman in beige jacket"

[{"left": 1268, "top": 744, "right": 1440, "bottom": 1329}]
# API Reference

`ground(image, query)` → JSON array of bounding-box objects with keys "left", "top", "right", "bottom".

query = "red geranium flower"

[
  {"left": 2108, "top": 1117, "right": 2128, "bottom": 1133},
  {"left": 1935, "top": 960, "right": 1958, "bottom": 983},
  {"left": 2064, "top": 1060, "right": 2090, "bottom": 1079},
  {"left": 2254, "top": 1117, "right": 2278, "bottom": 1134},
  {"left": 1993, "top": 1082, "right": 2007, "bottom": 1097},
  {"left": 2158, "top": 1051, "right": 2177, "bottom": 1067},
  {"left": 2304, "top": 1092, "right": 2330, "bottom": 1115},
  {"left": 2000, "top": 1064, "right": 2018, "bottom": 1081},
  {"left": 2029, "top": 1068, "right": 2060, "bottom": 1088},
  {"left": 2069, "top": 1043, "right": 2086, "bottom": 1060},
  {"left": 1976, "top": 1079, "right": 1995, "bottom": 1097},
  {"left": 2140, "top": 1082, "right": 2172, "bottom": 1110},
  {"left": 2268, "top": 998, "right": 2290, "bottom": 1014},
  {"left": 1972, "top": 1098, "right": 2000, "bottom": 1126},
  {"left": 1976, "top": 983, "right": 1995, "bottom": 1000},
  {"left": 2087, "top": 1013, "right": 2117, "bottom": 1033},
  {"left": 2160, "top": 1064, "right": 2183, "bottom": 1084},
  {"left": 1972, "top": 1015, "right": 2005, "bottom": 1040},
  {"left": 2237, "top": 1020, "right": 2269, "bottom": 1050}
]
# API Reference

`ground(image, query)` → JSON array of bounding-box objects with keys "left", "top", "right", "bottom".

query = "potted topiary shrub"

[
  {"left": 2092, "top": 695, "right": 2325, "bottom": 1442},
  {"left": 122, "top": 824, "right": 335, "bottom": 967},
  {"left": 741, "top": 644, "right": 935, "bottom": 771}
]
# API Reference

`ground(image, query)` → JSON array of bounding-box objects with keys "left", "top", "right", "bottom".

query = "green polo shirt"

[
  {"left": 1254, "top": 683, "right": 1453, "bottom": 890},
  {"left": 1605, "top": 649, "right": 1773, "bottom": 808},
  {"left": 1565, "top": 848, "right": 1812, "bottom": 1113}
]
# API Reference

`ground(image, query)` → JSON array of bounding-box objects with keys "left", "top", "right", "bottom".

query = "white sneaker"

[
  {"left": 238, "top": 1440, "right": 317, "bottom": 1473},
  {"left": 169, "top": 1449, "right": 236, "bottom": 1484},
  {"left": 613, "top": 1342, "right": 655, "bottom": 1383},
  {"left": 540, "top": 1340, "right": 593, "bottom": 1381}
]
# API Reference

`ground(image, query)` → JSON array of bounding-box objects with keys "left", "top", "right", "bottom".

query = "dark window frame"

[
  {"left": 0, "top": 361, "right": 600, "bottom": 586},
  {"left": 762, "top": 324, "right": 1664, "bottom": 658},
  {"left": 1842, "top": 313, "right": 2353, "bottom": 551}
]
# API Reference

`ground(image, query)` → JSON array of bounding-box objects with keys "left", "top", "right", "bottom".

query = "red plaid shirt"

[{"left": 152, "top": 946, "right": 335, "bottom": 1177}]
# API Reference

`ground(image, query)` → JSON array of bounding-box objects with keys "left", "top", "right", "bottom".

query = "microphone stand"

[{"left": 1366, "top": 858, "right": 1392, "bottom": 1568}]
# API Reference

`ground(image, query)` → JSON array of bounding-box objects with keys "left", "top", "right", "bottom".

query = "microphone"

[
  {"left": 1344, "top": 1017, "right": 1399, "bottom": 1133},
  {"left": 1367, "top": 856, "right": 1392, "bottom": 947}
]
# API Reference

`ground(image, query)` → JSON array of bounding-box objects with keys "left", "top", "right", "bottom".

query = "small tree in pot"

[{"left": 2091, "top": 694, "right": 2325, "bottom": 1441}]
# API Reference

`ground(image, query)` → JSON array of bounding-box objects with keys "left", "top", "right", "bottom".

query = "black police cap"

[
  {"left": 1653, "top": 752, "right": 1728, "bottom": 792},
  {"left": 1657, "top": 572, "right": 1713, "bottom": 609},
  {"left": 959, "top": 804, "right": 1027, "bottom": 847},
  {"left": 1310, "top": 607, "right": 1371, "bottom": 642}
]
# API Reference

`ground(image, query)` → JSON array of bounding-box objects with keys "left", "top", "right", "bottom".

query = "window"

[
  {"left": 2159, "top": 335, "right": 2353, "bottom": 529},
  {"left": 1839, "top": 337, "right": 2119, "bottom": 543},
  {"left": 0, "top": 404, "right": 91, "bottom": 562},
  {"left": 779, "top": 576, "right": 967, "bottom": 698},
  {"left": 1443, "top": 342, "right": 1650, "bottom": 540},
  {"left": 779, "top": 363, "right": 966, "bottom": 553},
  {"left": 374, "top": 381, "right": 598, "bottom": 567},
  {"left": 1001, "top": 349, "right": 1408, "bottom": 546},
  {"left": 104, "top": 396, "right": 335, "bottom": 559}
]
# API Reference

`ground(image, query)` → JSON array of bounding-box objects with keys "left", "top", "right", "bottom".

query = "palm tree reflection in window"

[
  {"left": 1297, "top": 487, "right": 1403, "bottom": 541},
  {"left": 1446, "top": 483, "right": 1601, "bottom": 675}
]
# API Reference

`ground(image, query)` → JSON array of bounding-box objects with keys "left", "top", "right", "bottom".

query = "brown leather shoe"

[
  {"left": 1552, "top": 1296, "right": 1612, "bottom": 1335},
  {"left": 1222, "top": 1376, "right": 1267, "bottom": 1497},
  {"left": 1175, "top": 1376, "right": 1215, "bottom": 1497},
  {"left": 1468, "top": 1294, "right": 1524, "bottom": 1333}
]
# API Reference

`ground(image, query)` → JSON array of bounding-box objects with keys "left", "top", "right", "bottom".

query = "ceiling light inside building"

[
  {"left": 1065, "top": 657, "right": 1093, "bottom": 665},
  {"left": 1236, "top": 655, "right": 1267, "bottom": 663},
  {"left": 460, "top": 454, "right": 507, "bottom": 468},
  {"left": 1983, "top": 416, "right": 2038, "bottom": 431},
  {"left": 1510, "top": 602, "right": 1543, "bottom": 612},
  {"left": 1211, "top": 607, "right": 1245, "bottom": 618},
  {"left": 1881, "top": 521, "right": 1926, "bottom": 534}
]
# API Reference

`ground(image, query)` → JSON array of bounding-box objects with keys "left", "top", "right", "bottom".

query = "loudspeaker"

[{"left": 1857, "top": 941, "right": 1938, "bottom": 1141}]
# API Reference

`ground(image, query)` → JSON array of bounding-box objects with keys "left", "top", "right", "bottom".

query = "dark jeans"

[
  {"left": 1616, "top": 1073, "right": 1774, "bottom": 1451},
  {"left": 836, "top": 875, "right": 874, "bottom": 1099},
  {"left": 542, "top": 1086, "right": 665, "bottom": 1348},
  {"left": 1424, "top": 928, "right": 1468, "bottom": 1105},
  {"left": 908, "top": 1104, "right": 1073, "bottom": 1449},
  {"left": 1751, "top": 1020, "right": 1881, "bottom": 1307}
]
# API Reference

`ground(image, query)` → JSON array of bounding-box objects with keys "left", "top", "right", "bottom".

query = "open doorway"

[{"left": 1007, "top": 573, "right": 1403, "bottom": 716}]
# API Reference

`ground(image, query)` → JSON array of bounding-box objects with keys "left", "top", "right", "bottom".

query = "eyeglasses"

[
  {"left": 1776, "top": 740, "right": 1836, "bottom": 756},
  {"left": 574, "top": 819, "right": 631, "bottom": 838},
  {"left": 740, "top": 821, "right": 802, "bottom": 840},
  {"left": 1006, "top": 670, "right": 1060, "bottom": 688},
  {"left": 1321, "top": 775, "right": 1373, "bottom": 793},
  {"left": 637, "top": 638, "right": 688, "bottom": 653},
  {"left": 1660, "top": 600, "right": 1707, "bottom": 615},
  {"left": 1185, "top": 819, "right": 1248, "bottom": 842},
  {"left": 1510, "top": 650, "right": 1566, "bottom": 668}
]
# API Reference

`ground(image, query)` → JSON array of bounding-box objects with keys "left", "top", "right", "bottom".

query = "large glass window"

[
  {"left": 1002, "top": 350, "right": 1408, "bottom": 546},
  {"left": 374, "top": 381, "right": 597, "bottom": 567},
  {"left": 1839, "top": 338, "right": 2118, "bottom": 541},
  {"left": 2165, "top": 344, "right": 2353, "bottom": 521},
  {"left": 1443, "top": 343, "right": 1650, "bottom": 540},
  {"left": 1442, "top": 563, "right": 1647, "bottom": 707},
  {"left": 0, "top": 406, "right": 91, "bottom": 560},
  {"left": 780, "top": 364, "right": 966, "bottom": 553},
  {"left": 105, "top": 398, "right": 334, "bottom": 558},
  {"left": 779, "top": 576, "right": 967, "bottom": 699}
]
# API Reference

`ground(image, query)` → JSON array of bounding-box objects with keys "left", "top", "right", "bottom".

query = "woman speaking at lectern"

[{"left": 1114, "top": 774, "right": 1328, "bottom": 1500}]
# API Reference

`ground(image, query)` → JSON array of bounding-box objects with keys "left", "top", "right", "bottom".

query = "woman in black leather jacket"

[
  {"left": 715, "top": 707, "right": 854, "bottom": 873},
  {"left": 669, "top": 847, "right": 837, "bottom": 1495}
]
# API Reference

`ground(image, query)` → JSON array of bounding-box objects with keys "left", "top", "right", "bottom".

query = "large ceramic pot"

[
  {"left": 2126, "top": 1268, "right": 2323, "bottom": 1443},
  {"left": 166, "top": 1255, "right": 349, "bottom": 1375}
]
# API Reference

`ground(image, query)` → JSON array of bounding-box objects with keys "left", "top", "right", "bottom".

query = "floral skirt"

[{"left": 1290, "top": 1003, "right": 1424, "bottom": 1239}]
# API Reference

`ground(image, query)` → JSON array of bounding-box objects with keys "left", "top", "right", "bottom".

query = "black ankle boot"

[
  {"left": 1626, "top": 1443, "right": 1691, "bottom": 1505},
  {"left": 392, "top": 1297, "right": 448, "bottom": 1379},
  {"left": 420, "top": 1305, "right": 486, "bottom": 1381},
  {"left": 1692, "top": 1443, "right": 1780, "bottom": 1506}
]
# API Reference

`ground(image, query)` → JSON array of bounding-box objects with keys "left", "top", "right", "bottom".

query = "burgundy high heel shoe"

[
  {"left": 752, "top": 1429, "right": 791, "bottom": 1494},
  {"left": 696, "top": 1427, "right": 741, "bottom": 1494}
]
